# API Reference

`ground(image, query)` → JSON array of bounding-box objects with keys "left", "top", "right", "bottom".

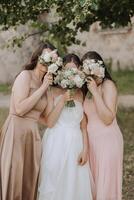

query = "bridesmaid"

[
  {"left": 82, "top": 51, "right": 123, "bottom": 200},
  {"left": 0, "top": 42, "right": 58, "bottom": 200}
]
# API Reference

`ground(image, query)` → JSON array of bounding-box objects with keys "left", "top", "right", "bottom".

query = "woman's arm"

[
  {"left": 39, "top": 88, "right": 55, "bottom": 126},
  {"left": 13, "top": 71, "right": 52, "bottom": 116},
  {"left": 78, "top": 114, "right": 89, "bottom": 166},
  {"left": 81, "top": 114, "right": 89, "bottom": 150},
  {"left": 87, "top": 78, "right": 117, "bottom": 125},
  {"left": 45, "top": 90, "right": 72, "bottom": 128}
]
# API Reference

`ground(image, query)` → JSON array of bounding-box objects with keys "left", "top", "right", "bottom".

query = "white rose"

[
  {"left": 98, "top": 60, "right": 103, "bottom": 65},
  {"left": 64, "top": 71, "right": 71, "bottom": 78},
  {"left": 42, "top": 52, "right": 52, "bottom": 63},
  {"left": 54, "top": 75, "right": 60, "bottom": 84},
  {"left": 83, "top": 66, "right": 90, "bottom": 75},
  {"left": 91, "top": 66, "right": 105, "bottom": 78},
  {"left": 48, "top": 63, "right": 58, "bottom": 74},
  {"left": 84, "top": 59, "right": 90, "bottom": 65},
  {"left": 61, "top": 79, "right": 69, "bottom": 88},
  {"left": 64, "top": 70, "right": 73, "bottom": 77},
  {"left": 83, "top": 63, "right": 88, "bottom": 68},
  {"left": 89, "top": 63, "right": 96, "bottom": 70},
  {"left": 56, "top": 57, "right": 63, "bottom": 66},
  {"left": 71, "top": 68, "right": 78, "bottom": 73},
  {"left": 73, "top": 75, "right": 84, "bottom": 88},
  {"left": 95, "top": 63, "right": 100, "bottom": 68},
  {"left": 90, "top": 59, "right": 95, "bottom": 63}
]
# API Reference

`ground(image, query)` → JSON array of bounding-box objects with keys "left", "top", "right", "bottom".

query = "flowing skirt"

[
  {"left": 88, "top": 121, "right": 123, "bottom": 200},
  {"left": 38, "top": 124, "right": 93, "bottom": 200},
  {"left": 0, "top": 115, "right": 41, "bottom": 200}
]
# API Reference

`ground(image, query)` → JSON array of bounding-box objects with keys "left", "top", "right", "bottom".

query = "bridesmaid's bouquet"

[
  {"left": 54, "top": 68, "right": 85, "bottom": 107},
  {"left": 39, "top": 49, "right": 63, "bottom": 75},
  {"left": 82, "top": 59, "right": 105, "bottom": 78},
  {"left": 81, "top": 59, "right": 105, "bottom": 98}
]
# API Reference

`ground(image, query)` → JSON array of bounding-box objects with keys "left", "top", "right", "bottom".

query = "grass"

[
  {"left": 117, "top": 108, "right": 134, "bottom": 200},
  {"left": 112, "top": 70, "right": 134, "bottom": 95},
  {"left": 0, "top": 108, "right": 134, "bottom": 199},
  {"left": 0, "top": 84, "right": 11, "bottom": 94},
  {"left": 0, "top": 108, "right": 9, "bottom": 128}
]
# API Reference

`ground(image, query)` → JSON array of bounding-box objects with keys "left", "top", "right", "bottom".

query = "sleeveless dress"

[
  {"left": 0, "top": 70, "right": 47, "bottom": 200},
  {"left": 84, "top": 97, "right": 123, "bottom": 200},
  {"left": 38, "top": 95, "right": 93, "bottom": 200}
]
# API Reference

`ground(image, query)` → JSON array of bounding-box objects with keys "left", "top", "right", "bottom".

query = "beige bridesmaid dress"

[{"left": 0, "top": 70, "right": 47, "bottom": 200}]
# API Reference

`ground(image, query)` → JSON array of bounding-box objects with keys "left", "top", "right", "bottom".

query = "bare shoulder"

[
  {"left": 102, "top": 79, "right": 117, "bottom": 94},
  {"left": 13, "top": 70, "right": 31, "bottom": 90},
  {"left": 16, "top": 70, "right": 31, "bottom": 82},
  {"left": 12, "top": 70, "right": 31, "bottom": 91}
]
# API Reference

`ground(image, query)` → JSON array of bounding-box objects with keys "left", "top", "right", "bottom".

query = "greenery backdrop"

[{"left": 0, "top": 0, "right": 134, "bottom": 51}]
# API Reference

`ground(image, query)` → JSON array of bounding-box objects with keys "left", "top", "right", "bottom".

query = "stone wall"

[
  {"left": 68, "top": 20, "right": 134, "bottom": 70},
  {"left": 0, "top": 25, "right": 39, "bottom": 84},
  {"left": 0, "top": 18, "right": 134, "bottom": 83}
]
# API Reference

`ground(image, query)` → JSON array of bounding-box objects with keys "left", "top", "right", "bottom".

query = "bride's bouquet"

[
  {"left": 54, "top": 68, "right": 85, "bottom": 107},
  {"left": 39, "top": 49, "right": 63, "bottom": 75},
  {"left": 81, "top": 59, "right": 105, "bottom": 98}
]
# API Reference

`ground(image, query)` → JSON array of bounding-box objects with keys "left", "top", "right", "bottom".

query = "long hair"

[
  {"left": 63, "top": 53, "right": 81, "bottom": 68},
  {"left": 23, "top": 42, "right": 58, "bottom": 71},
  {"left": 81, "top": 51, "right": 115, "bottom": 96},
  {"left": 81, "top": 51, "right": 114, "bottom": 81}
]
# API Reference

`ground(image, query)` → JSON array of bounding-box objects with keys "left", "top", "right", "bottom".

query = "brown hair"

[
  {"left": 81, "top": 51, "right": 115, "bottom": 96},
  {"left": 23, "top": 42, "right": 58, "bottom": 70},
  {"left": 81, "top": 51, "right": 114, "bottom": 82},
  {"left": 63, "top": 53, "right": 81, "bottom": 68}
]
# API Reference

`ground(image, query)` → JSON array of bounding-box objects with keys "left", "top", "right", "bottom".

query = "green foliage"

[
  {"left": 0, "top": 0, "right": 134, "bottom": 50},
  {"left": 112, "top": 69, "right": 134, "bottom": 94}
]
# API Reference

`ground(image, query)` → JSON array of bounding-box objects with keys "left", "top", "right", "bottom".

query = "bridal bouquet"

[
  {"left": 54, "top": 68, "right": 85, "bottom": 107},
  {"left": 39, "top": 49, "right": 63, "bottom": 75},
  {"left": 82, "top": 59, "right": 105, "bottom": 98}
]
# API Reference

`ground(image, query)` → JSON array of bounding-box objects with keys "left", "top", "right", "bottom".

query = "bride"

[{"left": 38, "top": 54, "right": 93, "bottom": 200}]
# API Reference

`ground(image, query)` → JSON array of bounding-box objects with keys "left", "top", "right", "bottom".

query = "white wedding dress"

[{"left": 38, "top": 96, "right": 93, "bottom": 200}]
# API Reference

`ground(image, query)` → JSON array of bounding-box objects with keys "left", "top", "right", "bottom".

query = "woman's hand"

[
  {"left": 86, "top": 76, "right": 98, "bottom": 95},
  {"left": 78, "top": 149, "right": 88, "bottom": 166},
  {"left": 42, "top": 72, "right": 53, "bottom": 88},
  {"left": 62, "top": 90, "right": 75, "bottom": 103}
]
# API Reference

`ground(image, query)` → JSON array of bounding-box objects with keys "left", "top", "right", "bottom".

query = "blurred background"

[{"left": 0, "top": 1, "right": 134, "bottom": 199}]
